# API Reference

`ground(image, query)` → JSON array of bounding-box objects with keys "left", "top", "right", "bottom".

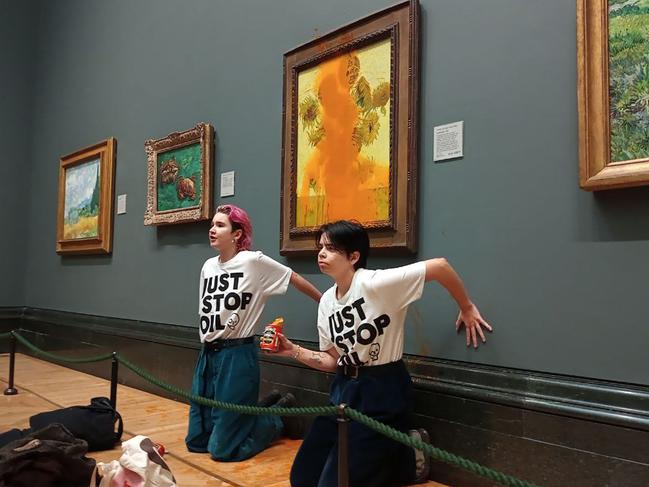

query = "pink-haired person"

[{"left": 185, "top": 204, "right": 321, "bottom": 461}]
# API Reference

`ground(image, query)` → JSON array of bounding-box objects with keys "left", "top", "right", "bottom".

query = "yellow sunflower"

[
  {"left": 346, "top": 54, "right": 360, "bottom": 86},
  {"left": 353, "top": 76, "right": 372, "bottom": 113},
  {"left": 352, "top": 112, "right": 380, "bottom": 148},
  {"left": 299, "top": 95, "right": 320, "bottom": 129},
  {"left": 372, "top": 82, "right": 390, "bottom": 108},
  {"left": 307, "top": 124, "right": 325, "bottom": 147}
]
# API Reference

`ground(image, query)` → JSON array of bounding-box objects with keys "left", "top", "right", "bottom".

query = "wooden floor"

[{"left": 0, "top": 353, "right": 446, "bottom": 486}]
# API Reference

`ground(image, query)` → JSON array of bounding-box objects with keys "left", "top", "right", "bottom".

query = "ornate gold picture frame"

[
  {"left": 578, "top": 0, "right": 649, "bottom": 190},
  {"left": 144, "top": 123, "right": 214, "bottom": 225},
  {"left": 56, "top": 138, "right": 116, "bottom": 255},
  {"left": 280, "top": 0, "right": 420, "bottom": 254}
]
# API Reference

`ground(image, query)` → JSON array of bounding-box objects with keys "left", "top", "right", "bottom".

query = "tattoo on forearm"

[{"left": 310, "top": 351, "right": 322, "bottom": 364}]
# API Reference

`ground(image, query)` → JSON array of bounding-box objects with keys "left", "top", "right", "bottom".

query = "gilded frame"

[
  {"left": 578, "top": 0, "right": 649, "bottom": 190},
  {"left": 56, "top": 138, "right": 116, "bottom": 255},
  {"left": 144, "top": 123, "right": 214, "bottom": 225},
  {"left": 280, "top": 0, "right": 420, "bottom": 254}
]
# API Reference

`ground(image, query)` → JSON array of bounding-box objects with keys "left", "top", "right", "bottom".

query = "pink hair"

[{"left": 216, "top": 204, "right": 253, "bottom": 251}]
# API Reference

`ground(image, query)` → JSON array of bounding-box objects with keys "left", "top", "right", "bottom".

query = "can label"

[{"left": 260, "top": 318, "right": 284, "bottom": 352}]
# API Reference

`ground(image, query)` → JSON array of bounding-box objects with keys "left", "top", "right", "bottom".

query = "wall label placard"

[{"left": 434, "top": 121, "right": 464, "bottom": 162}]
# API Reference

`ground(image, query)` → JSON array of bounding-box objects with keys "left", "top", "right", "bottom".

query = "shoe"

[
  {"left": 272, "top": 393, "right": 302, "bottom": 439},
  {"left": 258, "top": 389, "right": 281, "bottom": 407},
  {"left": 281, "top": 415, "right": 303, "bottom": 440},
  {"left": 409, "top": 428, "right": 431, "bottom": 483},
  {"left": 274, "top": 392, "right": 296, "bottom": 409}
]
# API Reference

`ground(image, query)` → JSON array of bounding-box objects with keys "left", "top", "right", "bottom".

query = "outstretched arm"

[
  {"left": 290, "top": 272, "right": 322, "bottom": 302},
  {"left": 425, "top": 258, "right": 493, "bottom": 348},
  {"left": 272, "top": 333, "right": 339, "bottom": 372}
]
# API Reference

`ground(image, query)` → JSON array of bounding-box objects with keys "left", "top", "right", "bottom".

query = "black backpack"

[
  {"left": 0, "top": 423, "right": 96, "bottom": 487},
  {"left": 29, "top": 396, "right": 123, "bottom": 452}
]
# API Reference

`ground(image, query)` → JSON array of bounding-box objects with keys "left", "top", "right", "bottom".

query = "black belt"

[
  {"left": 337, "top": 359, "right": 404, "bottom": 379},
  {"left": 203, "top": 336, "right": 254, "bottom": 351}
]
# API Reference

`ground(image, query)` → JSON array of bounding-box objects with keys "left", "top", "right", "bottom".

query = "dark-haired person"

[
  {"left": 273, "top": 220, "right": 492, "bottom": 486},
  {"left": 185, "top": 204, "right": 321, "bottom": 462}
]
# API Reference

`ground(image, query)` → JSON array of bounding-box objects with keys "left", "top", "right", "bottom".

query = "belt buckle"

[{"left": 345, "top": 365, "right": 359, "bottom": 379}]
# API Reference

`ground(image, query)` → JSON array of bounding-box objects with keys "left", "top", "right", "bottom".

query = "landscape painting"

[
  {"left": 578, "top": 0, "right": 649, "bottom": 190},
  {"left": 56, "top": 138, "right": 116, "bottom": 254},
  {"left": 608, "top": 0, "right": 649, "bottom": 162},
  {"left": 63, "top": 158, "right": 100, "bottom": 239}
]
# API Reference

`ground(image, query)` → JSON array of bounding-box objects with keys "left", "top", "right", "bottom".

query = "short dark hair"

[{"left": 316, "top": 220, "right": 369, "bottom": 270}]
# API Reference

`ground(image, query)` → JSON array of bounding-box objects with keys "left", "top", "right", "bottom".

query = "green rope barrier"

[
  {"left": 117, "top": 354, "right": 539, "bottom": 486},
  {"left": 346, "top": 408, "right": 539, "bottom": 487},
  {"left": 11, "top": 331, "right": 114, "bottom": 364},
  {"left": 0, "top": 330, "right": 540, "bottom": 486},
  {"left": 116, "top": 354, "right": 337, "bottom": 418}
]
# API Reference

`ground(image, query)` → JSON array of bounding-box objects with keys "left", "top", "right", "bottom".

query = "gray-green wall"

[
  {"left": 0, "top": 1, "right": 39, "bottom": 306},
  {"left": 7, "top": 0, "right": 649, "bottom": 385}
]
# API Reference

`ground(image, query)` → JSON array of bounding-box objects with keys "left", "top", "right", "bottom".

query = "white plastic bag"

[{"left": 95, "top": 435, "right": 176, "bottom": 487}]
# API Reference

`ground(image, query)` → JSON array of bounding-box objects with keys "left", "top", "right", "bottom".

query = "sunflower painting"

[{"left": 295, "top": 38, "right": 392, "bottom": 227}]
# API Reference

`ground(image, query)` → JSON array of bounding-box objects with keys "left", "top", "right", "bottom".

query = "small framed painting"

[
  {"left": 56, "top": 138, "right": 116, "bottom": 255},
  {"left": 144, "top": 122, "right": 214, "bottom": 225}
]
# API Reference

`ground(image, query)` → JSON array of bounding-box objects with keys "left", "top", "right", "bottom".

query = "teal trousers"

[{"left": 185, "top": 342, "right": 282, "bottom": 461}]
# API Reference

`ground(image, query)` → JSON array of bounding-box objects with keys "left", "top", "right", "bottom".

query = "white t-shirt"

[
  {"left": 198, "top": 250, "right": 292, "bottom": 342},
  {"left": 317, "top": 262, "right": 426, "bottom": 366}
]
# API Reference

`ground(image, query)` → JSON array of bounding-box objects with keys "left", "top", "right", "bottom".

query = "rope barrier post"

[
  {"left": 4, "top": 332, "right": 18, "bottom": 395},
  {"left": 337, "top": 403, "right": 350, "bottom": 487},
  {"left": 110, "top": 352, "right": 118, "bottom": 410}
]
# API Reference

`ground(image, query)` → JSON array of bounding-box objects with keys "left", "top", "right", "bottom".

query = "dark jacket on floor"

[{"left": 0, "top": 423, "right": 96, "bottom": 487}]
